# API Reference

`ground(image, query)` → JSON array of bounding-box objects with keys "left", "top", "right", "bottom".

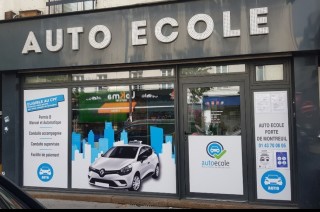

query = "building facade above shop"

[
  {"left": 0, "top": 0, "right": 319, "bottom": 71},
  {"left": 0, "top": 0, "right": 173, "bottom": 20}
]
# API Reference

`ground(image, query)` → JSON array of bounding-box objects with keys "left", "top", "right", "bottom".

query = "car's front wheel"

[
  {"left": 129, "top": 173, "right": 141, "bottom": 191},
  {"left": 152, "top": 164, "right": 160, "bottom": 179}
]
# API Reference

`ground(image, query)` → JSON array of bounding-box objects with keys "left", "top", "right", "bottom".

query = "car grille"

[{"left": 89, "top": 167, "right": 119, "bottom": 176}]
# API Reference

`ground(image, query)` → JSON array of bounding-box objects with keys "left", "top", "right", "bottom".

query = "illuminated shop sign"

[{"left": 22, "top": 7, "right": 269, "bottom": 54}]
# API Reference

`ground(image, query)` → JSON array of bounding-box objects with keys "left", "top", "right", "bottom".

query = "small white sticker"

[{"left": 4, "top": 116, "right": 10, "bottom": 123}]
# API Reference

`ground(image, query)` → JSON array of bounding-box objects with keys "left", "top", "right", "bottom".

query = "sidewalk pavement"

[
  {"left": 37, "top": 199, "right": 173, "bottom": 209},
  {"left": 29, "top": 191, "right": 298, "bottom": 209}
]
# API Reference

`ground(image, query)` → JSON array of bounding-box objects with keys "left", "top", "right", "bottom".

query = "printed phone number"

[{"left": 257, "top": 143, "right": 288, "bottom": 149}]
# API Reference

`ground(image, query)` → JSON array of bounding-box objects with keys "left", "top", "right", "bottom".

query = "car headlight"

[{"left": 119, "top": 165, "right": 133, "bottom": 176}]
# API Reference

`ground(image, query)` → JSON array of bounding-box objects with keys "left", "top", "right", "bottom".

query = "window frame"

[
  {"left": 255, "top": 64, "right": 285, "bottom": 82},
  {"left": 180, "top": 63, "right": 247, "bottom": 77},
  {"left": 47, "top": 0, "right": 96, "bottom": 15},
  {"left": 250, "top": 59, "right": 290, "bottom": 86}
]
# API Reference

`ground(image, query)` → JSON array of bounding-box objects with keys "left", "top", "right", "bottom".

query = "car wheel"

[
  {"left": 152, "top": 164, "right": 160, "bottom": 179},
  {"left": 129, "top": 173, "right": 141, "bottom": 191}
]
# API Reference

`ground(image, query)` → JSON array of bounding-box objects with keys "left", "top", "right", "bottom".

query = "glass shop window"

[
  {"left": 71, "top": 69, "right": 174, "bottom": 82},
  {"left": 72, "top": 72, "right": 130, "bottom": 81},
  {"left": 48, "top": 0, "right": 95, "bottom": 14},
  {"left": 25, "top": 75, "right": 69, "bottom": 84},
  {"left": 181, "top": 64, "right": 245, "bottom": 76},
  {"left": 71, "top": 83, "right": 175, "bottom": 153},
  {"left": 256, "top": 64, "right": 284, "bottom": 81}
]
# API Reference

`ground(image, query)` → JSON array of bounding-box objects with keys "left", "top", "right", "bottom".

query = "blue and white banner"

[
  {"left": 254, "top": 91, "right": 292, "bottom": 201},
  {"left": 188, "top": 136, "right": 243, "bottom": 195},
  {"left": 26, "top": 95, "right": 65, "bottom": 112},
  {"left": 24, "top": 89, "right": 68, "bottom": 189}
]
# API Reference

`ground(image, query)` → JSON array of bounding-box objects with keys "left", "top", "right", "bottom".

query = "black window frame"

[{"left": 47, "top": 0, "right": 96, "bottom": 14}]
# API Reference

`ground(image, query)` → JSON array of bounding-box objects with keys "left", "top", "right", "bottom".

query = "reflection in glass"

[
  {"left": 187, "top": 86, "right": 241, "bottom": 136},
  {"left": 181, "top": 65, "right": 245, "bottom": 76},
  {"left": 72, "top": 83, "right": 175, "bottom": 147},
  {"left": 49, "top": 0, "right": 95, "bottom": 14},
  {"left": 72, "top": 86, "right": 130, "bottom": 137},
  {"left": 63, "top": 1, "right": 94, "bottom": 12},
  {"left": 72, "top": 72, "right": 130, "bottom": 81},
  {"left": 63, "top": 3, "right": 78, "bottom": 12},
  {"left": 256, "top": 65, "right": 284, "bottom": 81},
  {"left": 72, "top": 69, "right": 174, "bottom": 81},
  {"left": 25, "top": 75, "right": 68, "bottom": 84}
]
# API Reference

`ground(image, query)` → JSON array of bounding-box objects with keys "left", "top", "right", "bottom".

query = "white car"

[
  {"left": 210, "top": 146, "right": 220, "bottom": 154},
  {"left": 39, "top": 168, "right": 52, "bottom": 176},
  {"left": 264, "top": 175, "right": 283, "bottom": 186},
  {"left": 88, "top": 142, "right": 160, "bottom": 191}
]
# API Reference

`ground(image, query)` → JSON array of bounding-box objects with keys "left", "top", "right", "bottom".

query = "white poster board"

[
  {"left": 24, "top": 89, "right": 68, "bottom": 188},
  {"left": 188, "top": 136, "right": 243, "bottom": 195},
  {"left": 254, "top": 91, "right": 291, "bottom": 201}
]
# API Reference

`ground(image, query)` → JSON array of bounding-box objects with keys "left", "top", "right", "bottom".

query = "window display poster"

[
  {"left": 188, "top": 136, "right": 244, "bottom": 195},
  {"left": 24, "top": 89, "right": 68, "bottom": 188},
  {"left": 254, "top": 91, "right": 291, "bottom": 201},
  {"left": 71, "top": 87, "right": 176, "bottom": 194}
]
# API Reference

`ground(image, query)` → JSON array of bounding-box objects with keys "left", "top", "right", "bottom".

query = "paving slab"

[{"left": 29, "top": 191, "right": 298, "bottom": 209}]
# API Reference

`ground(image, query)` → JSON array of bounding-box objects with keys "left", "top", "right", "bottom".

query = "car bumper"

[{"left": 88, "top": 172, "right": 133, "bottom": 189}]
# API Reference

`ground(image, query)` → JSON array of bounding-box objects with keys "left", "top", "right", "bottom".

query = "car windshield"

[
  {"left": 0, "top": 187, "right": 24, "bottom": 209},
  {"left": 106, "top": 147, "right": 139, "bottom": 159},
  {"left": 268, "top": 175, "right": 279, "bottom": 179},
  {"left": 0, "top": 176, "right": 45, "bottom": 209}
]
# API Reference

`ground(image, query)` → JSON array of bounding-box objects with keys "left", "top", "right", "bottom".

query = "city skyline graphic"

[
  {"left": 72, "top": 122, "right": 175, "bottom": 163},
  {"left": 71, "top": 122, "right": 176, "bottom": 194}
]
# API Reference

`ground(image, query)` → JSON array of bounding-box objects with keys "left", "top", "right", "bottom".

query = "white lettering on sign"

[
  {"left": 132, "top": 20, "right": 148, "bottom": 46},
  {"left": 250, "top": 7, "right": 269, "bottom": 35},
  {"left": 21, "top": 7, "right": 269, "bottom": 54},
  {"left": 67, "top": 27, "right": 84, "bottom": 51},
  {"left": 88, "top": 25, "right": 112, "bottom": 49},
  {"left": 155, "top": 17, "right": 179, "bottom": 43},
  {"left": 223, "top": 11, "right": 241, "bottom": 38},
  {"left": 46, "top": 29, "right": 64, "bottom": 52},
  {"left": 187, "top": 14, "right": 214, "bottom": 41},
  {"left": 22, "top": 32, "right": 42, "bottom": 54}
]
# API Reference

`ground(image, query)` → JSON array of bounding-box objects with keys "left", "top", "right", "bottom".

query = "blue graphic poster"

[
  {"left": 254, "top": 91, "right": 292, "bottom": 201},
  {"left": 38, "top": 163, "right": 54, "bottom": 182},
  {"left": 276, "top": 152, "right": 288, "bottom": 168},
  {"left": 71, "top": 122, "right": 177, "bottom": 194},
  {"left": 261, "top": 170, "right": 286, "bottom": 194},
  {"left": 26, "top": 95, "right": 65, "bottom": 112},
  {"left": 24, "top": 89, "right": 69, "bottom": 189}
]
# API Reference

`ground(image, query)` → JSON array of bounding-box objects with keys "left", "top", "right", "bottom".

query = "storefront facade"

[{"left": 0, "top": 0, "right": 320, "bottom": 208}]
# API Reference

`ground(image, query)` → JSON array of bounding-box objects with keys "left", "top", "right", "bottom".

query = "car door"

[
  {"left": 138, "top": 147, "right": 149, "bottom": 179},
  {"left": 144, "top": 147, "right": 155, "bottom": 174}
]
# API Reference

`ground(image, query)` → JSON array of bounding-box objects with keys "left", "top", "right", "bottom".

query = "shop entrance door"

[{"left": 182, "top": 82, "right": 248, "bottom": 200}]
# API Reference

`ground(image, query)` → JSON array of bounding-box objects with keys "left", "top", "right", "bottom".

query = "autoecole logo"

[{"left": 202, "top": 141, "right": 230, "bottom": 168}]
